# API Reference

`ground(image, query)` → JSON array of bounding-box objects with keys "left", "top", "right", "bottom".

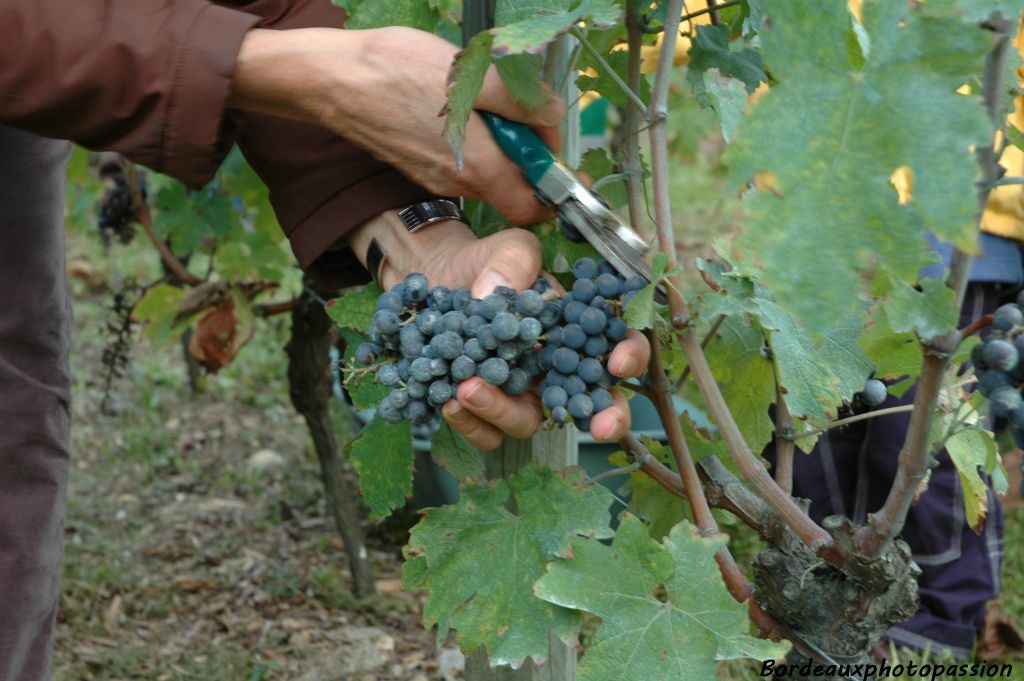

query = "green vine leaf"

[
  {"left": 331, "top": 0, "right": 440, "bottom": 30},
  {"left": 957, "top": 0, "right": 1024, "bottom": 22},
  {"left": 699, "top": 68, "right": 748, "bottom": 143},
  {"left": 624, "top": 252, "right": 671, "bottom": 330},
  {"left": 496, "top": 54, "right": 550, "bottom": 109},
  {"left": 132, "top": 284, "right": 189, "bottom": 345},
  {"left": 346, "top": 414, "right": 414, "bottom": 520},
  {"left": 430, "top": 422, "right": 485, "bottom": 483},
  {"left": 883, "top": 273, "right": 959, "bottom": 340},
  {"left": 724, "top": 0, "right": 991, "bottom": 335},
  {"left": 444, "top": 32, "right": 496, "bottom": 171},
  {"left": 577, "top": 49, "right": 652, "bottom": 110},
  {"left": 685, "top": 23, "right": 767, "bottom": 102},
  {"left": 535, "top": 515, "right": 789, "bottom": 681},
  {"left": 325, "top": 284, "right": 382, "bottom": 335},
  {"left": 402, "top": 464, "right": 613, "bottom": 666},
  {"left": 944, "top": 426, "right": 1004, "bottom": 532}
]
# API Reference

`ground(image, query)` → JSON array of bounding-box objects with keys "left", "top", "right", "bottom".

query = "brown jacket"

[{"left": 0, "top": 0, "right": 432, "bottom": 285}]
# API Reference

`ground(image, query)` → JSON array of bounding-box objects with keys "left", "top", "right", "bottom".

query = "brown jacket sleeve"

[{"left": 0, "top": 0, "right": 432, "bottom": 286}]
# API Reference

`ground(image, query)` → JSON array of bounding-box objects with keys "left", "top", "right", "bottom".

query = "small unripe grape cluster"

[
  {"left": 353, "top": 258, "right": 644, "bottom": 437},
  {"left": 972, "top": 295, "right": 1024, "bottom": 446}
]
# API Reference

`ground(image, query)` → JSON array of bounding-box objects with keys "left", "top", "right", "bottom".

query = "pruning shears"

[{"left": 482, "top": 113, "right": 654, "bottom": 286}]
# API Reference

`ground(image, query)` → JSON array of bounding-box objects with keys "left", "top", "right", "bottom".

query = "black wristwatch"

[{"left": 366, "top": 199, "right": 468, "bottom": 284}]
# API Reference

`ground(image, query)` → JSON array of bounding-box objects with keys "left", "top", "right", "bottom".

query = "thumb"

[{"left": 470, "top": 229, "right": 543, "bottom": 298}]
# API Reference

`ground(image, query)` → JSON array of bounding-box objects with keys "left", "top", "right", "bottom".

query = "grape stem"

[
  {"left": 643, "top": 0, "right": 841, "bottom": 566},
  {"left": 958, "top": 313, "right": 993, "bottom": 339},
  {"left": 673, "top": 314, "right": 724, "bottom": 390},
  {"left": 585, "top": 458, "right": 643, "bottom": 485},
  {"left": 859, "top": 14, "right": 1014, "bottom": 558},
  {"left": 785, "top": 404, "right": 917, "bottom": 442}
]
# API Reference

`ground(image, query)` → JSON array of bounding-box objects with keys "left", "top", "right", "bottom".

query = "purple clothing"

[{"left": 767, "top": 283, "right": 1006, "bottom": 658}]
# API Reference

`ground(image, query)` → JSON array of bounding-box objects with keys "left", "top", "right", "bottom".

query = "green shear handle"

[{"left": 482, "top": 112, "right": 555, "bottom": 187}]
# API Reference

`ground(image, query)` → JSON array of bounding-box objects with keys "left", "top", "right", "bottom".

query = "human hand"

[
  {"left": 230, "top": 26, "right": 564, "bottom": 226},
  {"left": 349, "top": 213, "right": 651, "bottom": 450}
]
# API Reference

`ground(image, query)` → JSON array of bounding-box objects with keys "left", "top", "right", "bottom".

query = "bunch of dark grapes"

[
  {"left": 971, "top": 296, "right": 1024, "bottom": 467},
  {"left": 96, "top": 175, "right": 141, "bottom": 245},
  {"left": 354, "top": 258, "right": 645, "bottom": 437}
]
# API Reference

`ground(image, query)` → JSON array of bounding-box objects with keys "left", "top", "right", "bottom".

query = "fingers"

[
  {"left": 456, "top": 378, "right": 545, "bottom": 439},
  {"left": 607, "top": 329, "right": 650, "bottom": 379},
  {"left": 469, "top": 229, "right": 544, "bottom": 297},
  {"left": 443, "top": 399, "right": 505, "bottom": 451},
  {"left": 589, "top": 388, "right": 632, "bottom": 442}
]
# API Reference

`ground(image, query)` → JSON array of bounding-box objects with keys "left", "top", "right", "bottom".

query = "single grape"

[
  {"left": 515, "top": 290, "right": 545, "bottom": 316},
  {"left": 572, "top": 278, "right": 598, "bottom": 303},
  {"left": 395, "top": 323, "right": 419, "bottom": 356},
  {"left": 564, "top": 301, "right": 587, "bottom": 324},
  {"left": 605, "top": 317, "right": 627, "bottom": 343},
  {"left": 532, "top": 276, "right": 553, "bottom": 294},
  {"left": 538, "top": 303, "right": 561, "bottom": 328},
  {"left": 546, "top": 326, "right": 564, "bottom": 346},
  {"left": 584, "top": 335, "right": 609, "bottom": 358},
  {"left": 497, "top": 341, "right": 520, "bottom": 362},
  {"left": 989, "top": 385, "right": 1022, "bottom": 418},
  {"left": 579, "top": 307, "right": 607, "bottom": 335},
  {"left": 551, "top": 406, "right": 569, "bottom": 423},
  {"left": 429, "top": 357, "right": 449, "bottom": 377},
  {"left": 388, "top": 387, "right": 409, "bottom": 408},
  {"left": 623, "top": 275, "right": 647, "bottom": 292},
  {"left": 480, "top": 293, "right": 509, "bottom": 319},
  {"left": 860, "top": 379, "right": 887, "bottom": 408},
  {"left": 546, "top": 370, "right": 568, "bottom": 387},
  {"left": 405, "top": 400, "right": 429, "bottom": 422},
  {"left": 491, "top": 312, "right": 520, "bottom": 341},
  {"left": 375, "top": 291, "right": 403, "bottom": 313},
  {"left": 406, "top": 379, "right": 427, "bottom": 399},
  {"left": 449, "top": 355, "right": 476, "bottom": 382},
  {"left": 378, "top": 398, "right": 404, "bottom": 424},
  {"left": 463, "top": 314, "right": 487, "bottom": 338},
  {"left": 552, "top": 347, "right": 580, "bottom": 374},
  {"left": 542, "top": 385, "right": 569, "bottom": 410},
  {"left": 428, "top": 380, "right": 453, "bottom": 406},
  {"left": 430, "top": 331, "right": 464, "bottom": 360},
  {"left": 494, "top": 286, "right": 517, "bottom": 302},
  {"left": 578, "top": 357, "right": 604, "bottom": 385},
  {"left": 979, "top": 370, "right": 1012, "bottom": 397},
  {"left": 403, "top": 272, "right": 429, "bottom": 302},
  {"left": 598, "top": 260, "right": 616, "bottom": 276},
  {"left": 355, "top": 342, "right": 381, "bottom": 365},
  {"left": 568, "top": 393, "right": 594, "bottom": 419},
  {"left": 463, "top": 337, "right": 488, "bottom": 362},
  {"left": 993, "top": 303, "right": 1024, "bottom": 332},
  {"left": 415, "top": 308, "right": 442, "bottom": 336},
  {"left": 410, "top": 357, "right": 433, "bottom": 383},
  {"left": 519, "top": 352, "right": 541, "bottom": 376},
  {"left": 505, "top": 368, "right": 530, "bottom": 395},
  {"left": 478, "top": 326, "right": 500, "bottom": 350},
  {"left": 440, "top": 311, "right": 467, "bottom": 334},
  {"left": 377, "top": 364, "right": 400, "bottom": 386},
  {"left": 573, "top": 257, "right": 598, "bottom": 279},
  {"left": 590, "top": 388, "right": 614, "bottom": 413},
  {"left": 371, "top": 310, "right": 400, "bottom": 336},
  {"left": 562, "top": 324, "right": 587, "bottom": 349},
  {"left": 563, "top": 375, "right": 587, "bottom": 396},
  {"left": 426, "top": 285, "right": 452, "bottom": 312},
  {"left": 519, "top": 317, "right": 543, "bottom": 343},
  {"left": 539, "top": 344, "right": 558, "bottom": 371},
  {"left": 451, "top": 288, "right": 472, "bottom": 312},
  {"left": 983, "top": 338, "right": 1019, "bottom": 372},
  {"left": 595, "top": 273, "right": 622, "bottom": 298},
  {"left": 396, "top": 358, "right": 412, "bottom": 381},
  {"left": 479, "top": 357, "right": 510, "bottom": 385},
  {"left": 970, "top": 341, "right": 988, "bottom": 370}
]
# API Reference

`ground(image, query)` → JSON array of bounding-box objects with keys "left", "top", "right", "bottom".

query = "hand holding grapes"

[{"left": 350, "top": 212, "right": 651, "bottom": 450}]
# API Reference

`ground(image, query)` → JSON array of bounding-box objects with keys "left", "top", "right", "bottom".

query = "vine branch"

[
  {"left": 126, "top": 165, "right": 202, "bottom": 287},
  {"left": 624, "top": 7, "right": 648, "bottom": 232},
  {"left": 644, "top": 0, "right": 841, "bottom": 567},
  {"left": 788, "top": 404, "right": 916, "bottom": 441},
  {"left": 860, "top": 15, "right": 1014, "bottom": 556},
  {"left": 773, "top": 382, "right": 794, "bottom": 495},
  {"left": 571, "top": 26, "right": 651, "bottom": 121}
]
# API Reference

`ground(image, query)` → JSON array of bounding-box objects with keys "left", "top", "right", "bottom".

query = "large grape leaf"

[
  {"left": 535, "top": 515, "right": 788, "bottom": 681},
  {"left": 402, "top": 464, "right": 614, "bottom": 666},
  {"left": 430, "top": 422, "right": 485, "bottom": 483},
  {"left": 345, "top": 415, "right": 414, "bottom": 520},
  {"left": 445, "top": 32, "right": 496, "bottom": 171},
  {"left": 724, "top": 0, "right": 991, "bottom": 335}
]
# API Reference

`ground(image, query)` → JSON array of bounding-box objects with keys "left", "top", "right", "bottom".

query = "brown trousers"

[{"left": 0, "top": 126, "right": 72, "bottom": 681}]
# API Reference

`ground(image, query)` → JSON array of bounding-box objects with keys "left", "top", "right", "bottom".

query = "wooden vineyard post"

[{"left": 460, "top": 6, "right": 582, "bottom": 676}]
